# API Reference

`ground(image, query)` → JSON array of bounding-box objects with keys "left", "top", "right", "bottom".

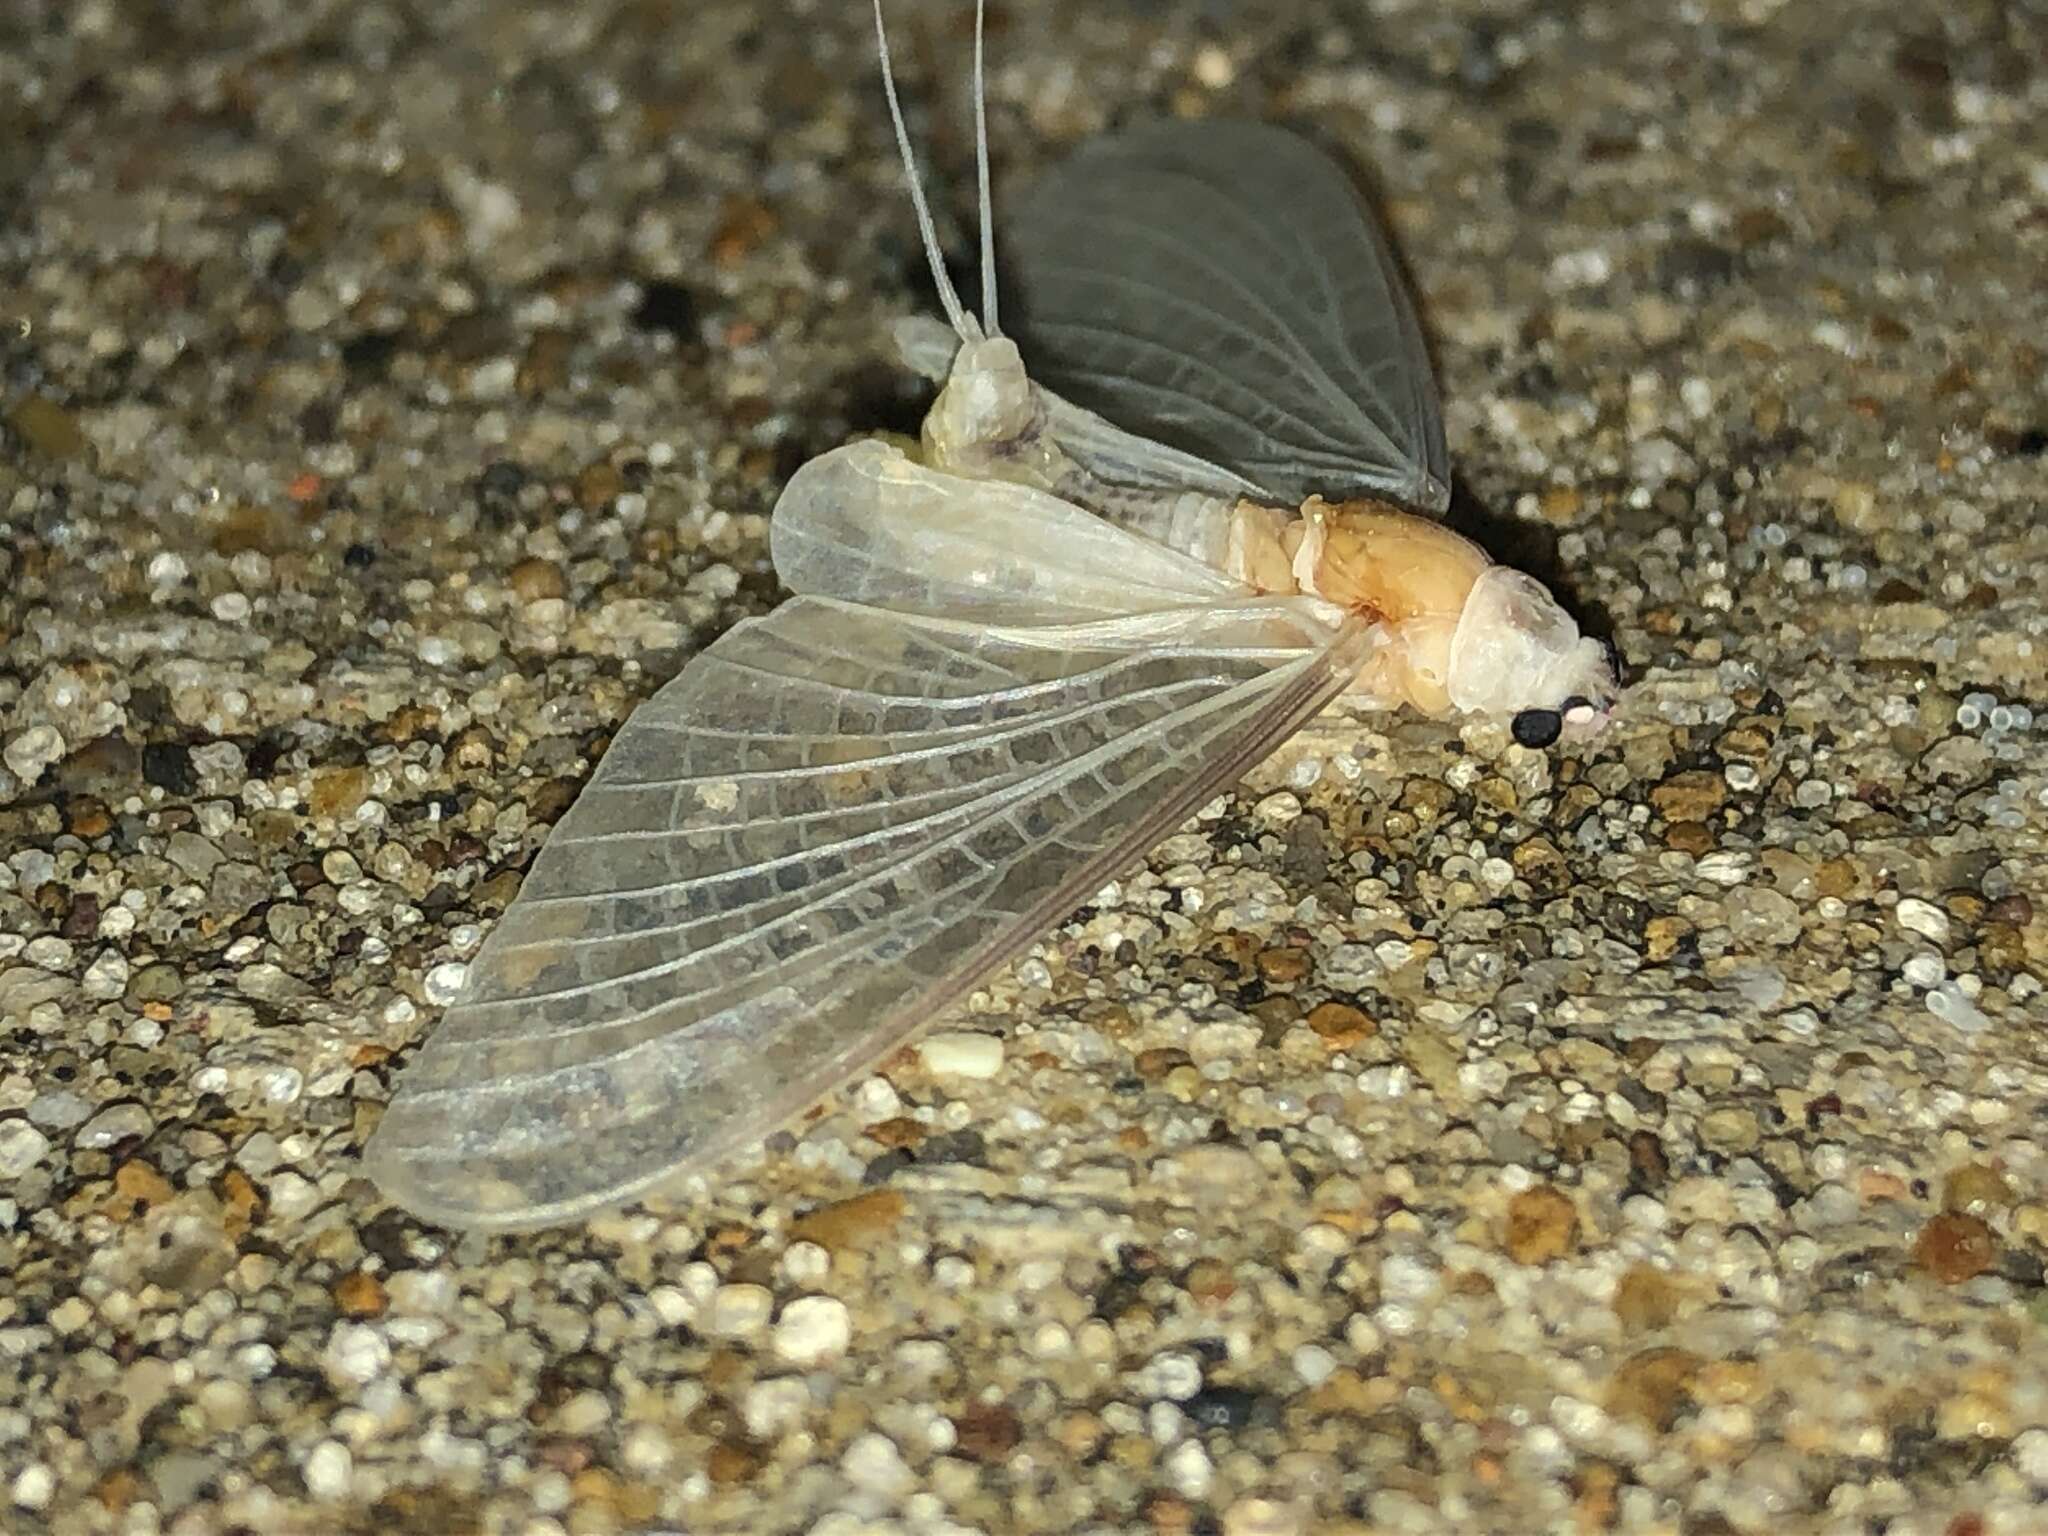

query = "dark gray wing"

[{"left": 1004, "top": 118, "right": 1451, "bottom": 514}]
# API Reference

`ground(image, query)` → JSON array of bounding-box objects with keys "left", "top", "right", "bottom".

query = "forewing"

[
  {"left": 771, "top": 438, "right": 1247, "bottom": 619},
  {"left": 364, "top": 595, "right": 1368, "bottom": 1229},
  {"left": 1004, "top": 118, "right": 1452, "bottom": 514}
]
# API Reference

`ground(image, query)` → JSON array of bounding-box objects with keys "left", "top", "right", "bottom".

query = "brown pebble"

[
  {"left": 66, "top": 798, "right": 113, "bottom": 839},
  {"left": 334, "top": 1270, "right": 388, "bottom": 1317},
  {"left": 867, "top": 1116, "right": 926, "bottom": 1150},
  {"left": 1942, "top": 1164, "right": 2014, "bottom": 1216},
  {"left": 529, "top": 777, "right": 581, "bottom": 826},
  {"left": 1052, "top": 1409, "right": 1105, "bottom": 1457},
  {"left": 1978, "top": 923, "right": 2028, "bottom": 975},
  {"left": 8, "top": 394, "right": 90, "bottom": 460},
  {"left": 706, "top": 1436, "right": 764, "bottom": 1486},
  {"left": 1607, "top": 1346, "right": 1703, "bottom": 1430},
  {"left": 111, "top": 1159, "right": 176, "bottom": 1213},
  {"left": 1986, "top": 893, "right": 2033, "bottom": 927},
  {"left": 1812, "top": 857, "right": 1864, "bottom": 900},
  {"left": 1254, "top": 946, "right": 1311, "bottom": 984},
  {"left": 1504, "top": 1184, "right": 1579, "bottom": 1265},
  {"left": 1398, "top": 778, "right": 1456, "bottom": 824},
  {"left": 447, "top": 725, "right": 497, "bottom": 771},
  {"left": 1507, "top": 1187, "right": 1581, "bottom": 1269},
  {"left": 1539, "top": 484, "right": 1583, "bottom": 524},
  {"left": 382, "top": 704, "right": 440, "bottom": 743},
  {"left": 1716, "top": 725, "right": 1775, "bottom": 762},
  {"left": 1134, "top": 1047, "right": 1193, "bottom": 1079},
  {"left": 1612, "top": 1265, "right": 1684, "bottom": 1332},
  {"left": 62, "top": 891, "right": 102, "bottom": 940},
  {"left": 1510, "top": 835, "right": 1570, "bottom": 894},
  {"left": 576, "top": 460, "right": 623, "bottom": 512},
  {"left": 708, "top": 195, "right": 779, "bottom": 269},
  {"left": 1572, "top": 1461, "right": 1620, "bottom": 1529},
  {"left": 1306, "top": 1001, "right": 1376, "bottom": 1050},
  {"left": 1650, "top": 769, "right": 1727, "bottom": 822},
  {"left": 1184, "top": 1257, "right": 1236, "bottom": 1306},
  {"left": 951, "top": 1401, "right": 1022, "bottom": 1462},
  {"left": 217, "top": 1168, "right": 263, "bottom": 1240},
  {"left": 1143, "top": 1491, "right": 1197, "bottom": 1535},
  {"left": 517, "top": 329, "right": 573, "bottom": 398},
  {"left": 1643, "top": 915, "right": 1690, "bottom": 962},
  {"left": 1914, "top": 1212, "right": 1996, "bottom": 1284},
  {"left": 789, "top": 1189, "right": 905, "bottom": 1250},
  {"left": 508, "top": 557, "right": 567, "bottom": 603},
  {"left": 307, "top": 766, "right": 370, "bottom": 821},
  {"left": 92, "top": 1468, "right": 144, "bottom": 1513},
  {"left": 1663, "top": 820, "right": 1715, "bottom": 856}
]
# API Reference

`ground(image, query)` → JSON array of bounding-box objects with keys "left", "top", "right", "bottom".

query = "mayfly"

[{"left": 364, "top": 1, "right": 1620, "bottom": 1230}]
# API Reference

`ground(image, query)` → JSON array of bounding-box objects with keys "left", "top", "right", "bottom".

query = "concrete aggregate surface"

[{"left": 2, "top": 0, "right": 2046, "bottom": 1532}]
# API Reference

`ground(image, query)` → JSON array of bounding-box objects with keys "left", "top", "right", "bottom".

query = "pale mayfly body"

[{"left": 364, "top": 1, "right": 1622, "bottom": 1230}]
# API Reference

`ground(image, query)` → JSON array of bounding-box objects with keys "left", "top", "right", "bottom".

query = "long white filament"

[
  {"left": 973, "top": 0, "right": 999, "bottom": 338},
  {"left": 873, "top": 0, "right": 978, "bottom": 343}
]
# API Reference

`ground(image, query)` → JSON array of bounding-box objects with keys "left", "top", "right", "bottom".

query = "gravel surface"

[{"left": 4, "top": 1, "right": 2047, "bottom": 1532}]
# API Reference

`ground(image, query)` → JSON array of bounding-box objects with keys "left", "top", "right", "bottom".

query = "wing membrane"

[
  {"left": 771, "top": 439, "right": 1248, "bottom": 619},
  {"left": 1004, "top": 119, "right": 1451, "bottom": 514},
  {"left": 364, "top": 594, "right": 1366, "bottom": 1228}
]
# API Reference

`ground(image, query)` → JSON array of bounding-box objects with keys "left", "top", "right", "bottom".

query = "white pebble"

[
  {"left": 1165, "top": 1439, "right": 1214, "bottom": 1497},
  {"left": 2, "top": 724, "right": 65, "bottom": 784},
  {"left": 1292, "top": 1343, "right": 1338, "bottom": 1386},
  {"left": 704, "top": 1283, "right": 774, "bottom": 1340},
  {"left": 1902, "top": 953, "right": 1946, "bottom": 988},
  {"left": 1928, "top": 982, "right": 1989, "bottom": 1033},
  {"left": 10, "top": 1464, "right": 55, "bottom": 1511},
  {"left": 211, "top": 591, "right": 252, "bottom": 623},
  {"left": 321, "top": 1322, "right": 391, "bottom": 1388},
  {"left": 1189, "top": 1020, "right": 1262, "bottom": 1064},
  {"left": 854, "top": 1076, "right": 901, "bottom": 1121},
  {"left": 744, "top": 1377, "right": 812, "bottom": 1437},
  {"left": 841, "top": 1431, "right": 915, "bottom": 1497},
  {"left": 772, "top": 1296, "right": 852, "bottom": 1366},
  {"left": 423, "top": 962, "right": 469, "bottom": 1005},
  {"left": 1224, "top": 1496, "right": 1308, "bottom": 1536},
  {"left": 2012, "top": 1427, "right": 2048, "bottom": 1486},
  {"left": 778, "top": 1241, "right": 831, "bottom": 1289},
  {"left": 1894, "top": 897, "right": 1950, "bottom": 945},
  {"left": 0, "top": 1120, "right": 53, "bottom": 1179},
  {"left": 1139, "top": 1350, "right": 1204, "bottom": 1401},
  {"left": 303, "top": 1440, "right": 353, "bottom": 1500},
  {"left": 1253, "top": 791, "right": 1302, "bottom": 826},
  {"left": 917, "top": 1030, "right": 1004, "bottom": 1079}
]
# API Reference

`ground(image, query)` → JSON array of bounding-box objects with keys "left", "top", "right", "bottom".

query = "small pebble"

[
  {"left": 917, "top": 1030, "right": 1005, "bottom": 1079},
  {"left": 0, "top": 1121, "right": 54, "bottom": 1179},
  {"left": 704, "top": 1283, "right": 774, "bottom": 1340},
  {"left": 772, "top": 1296, "right": 853, "bottom": 1365},
  {"left": 302, "top": 1441, "right": 352, "bottom": 1500},
  {"left": 1504, "top": 1184, "right": 1579, "bottom": 1264},
  {"left": 1894, "top": 897, "right": 1950, "bottom": 944}
]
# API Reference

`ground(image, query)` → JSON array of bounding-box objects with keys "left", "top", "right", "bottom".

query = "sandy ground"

[{"left": 4, "top": 0, "right": 2048, "bottom": 1532}]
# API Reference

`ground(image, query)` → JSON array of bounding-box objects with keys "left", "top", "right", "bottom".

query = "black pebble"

[
  {"left": 1511, "top": 708, "right": 1562, "bottom": 748},
  {"left": 1183, "top": 1385, "right": 1265, "bottom": 1431},
  {"left": 631, "top": 280, "right": 701, "bottom": 336},
  {"left": 141, "top": 742, "right": 197, "bottom": 795}
]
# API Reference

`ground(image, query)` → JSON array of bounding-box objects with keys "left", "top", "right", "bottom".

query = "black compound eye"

[
  {"left": 1561, "top": 695, "right": 1591, "bottom": 714},
  {"left": 1511, "top": 708, "right": 1563, "bottom": 748}
]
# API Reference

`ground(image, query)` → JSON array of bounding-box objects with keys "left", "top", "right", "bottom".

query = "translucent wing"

[
  {"left": 365, "top": 449, "right": 1367, "bottom": 1230},
  {"left": 1004, "top": 118, "right": 1452, "bottom": 515},
  {"left": 770, "top": 438, "right": 1249, "bottom": 619}
]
